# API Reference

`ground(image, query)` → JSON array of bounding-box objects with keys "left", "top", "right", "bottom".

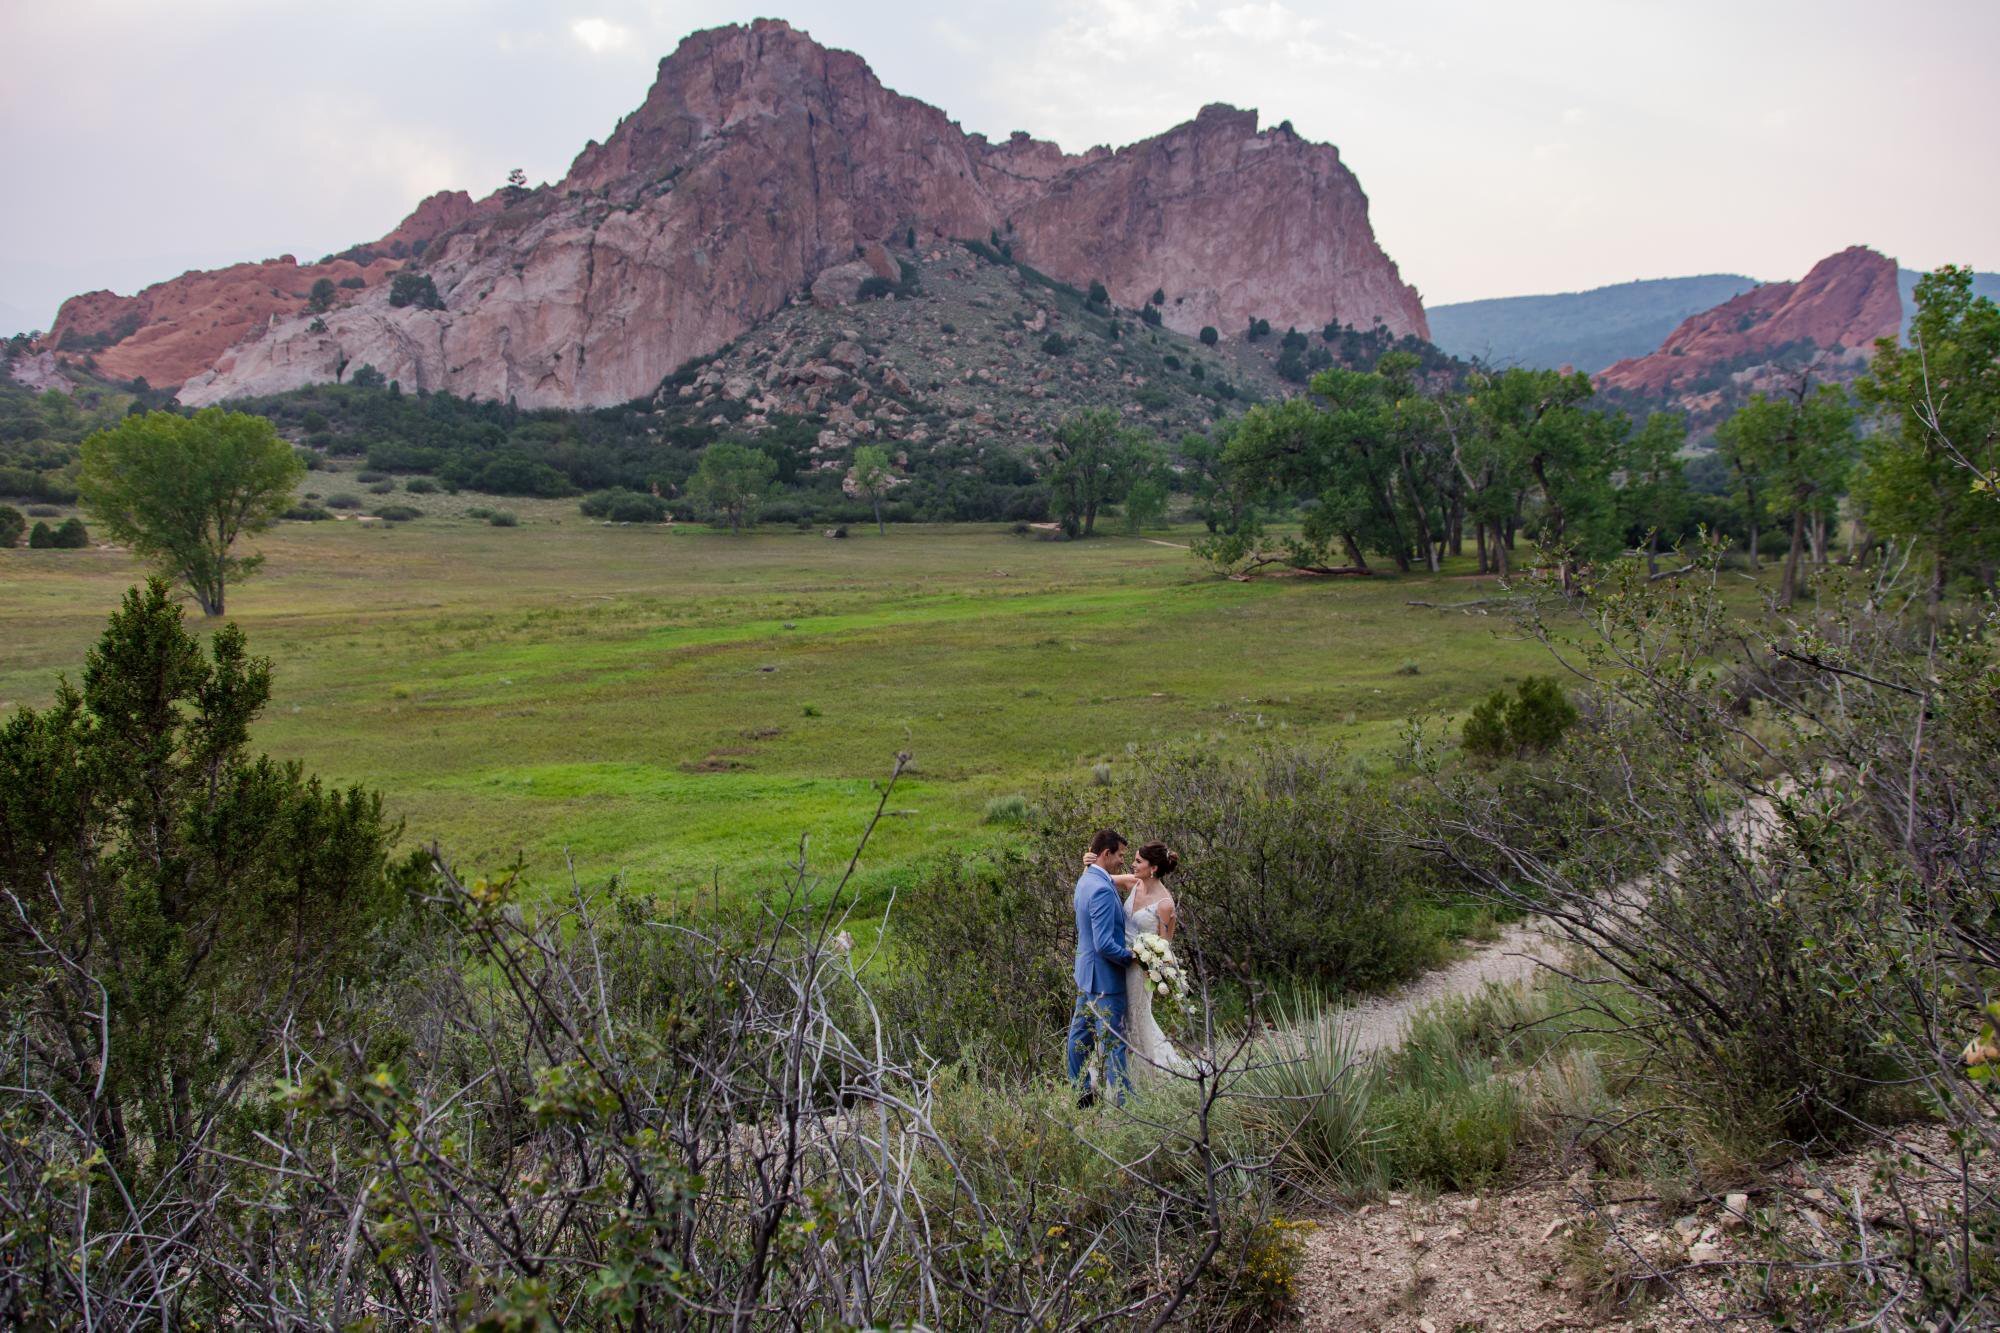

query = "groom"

[{"left": 1067, "top": 828, "right": 1134, "bottom": 1106}]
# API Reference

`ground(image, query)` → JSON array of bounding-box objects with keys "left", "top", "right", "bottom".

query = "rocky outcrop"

[
  {"left": 6, "top": 348, "right": 71, "bottom": 394},
  {"left": 44, "top": 191, "right": 494, "bottom": 389},
  {"left": 1005, "top": 105, "right": 1427, "bottom": 343},
  {"left": 173, "top": 19, "right": 1422, "bottom": 409},
  {"left": 1596, "top": 247, "right": 1901, "bottom": 397}
]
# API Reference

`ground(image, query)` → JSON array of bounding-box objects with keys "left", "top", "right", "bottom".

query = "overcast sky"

[{"left": 3, "top": 0, "right": 1995, "bottom": 335}]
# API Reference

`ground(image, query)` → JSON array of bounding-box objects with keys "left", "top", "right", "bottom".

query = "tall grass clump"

[{"left": 1233, "top": 998, "right": 1383, "bottom": 1199}]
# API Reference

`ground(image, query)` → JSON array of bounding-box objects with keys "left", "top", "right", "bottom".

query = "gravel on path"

[{"left": 1330, "top": 917, "right": 1567, "bottom": 1058}]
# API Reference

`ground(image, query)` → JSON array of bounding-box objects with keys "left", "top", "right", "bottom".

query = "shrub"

[
  {"left": 606, "top": 493, "right": 666, "bottom": 523},
  {"left": 0, "top": 504, "right": 22, "bottom": 548},
  {"left": 1025, "top": 746, "right": 1451, "bottom": 1000},
  {"left": 368, "top": 480, "right": 396, "bottom": 494},
  {"left": 282, "top": 504, "right": 331, "bottom": 521},
  {"left": 486, "top": 510, "right": 518, "bottom": 527},
  {"left": 981, "top": 793, "right": 1032, "bottom": 825},
  {"left": 880, "top": 851, "right": 1075, "bottom": 1077},
  {"left": 1246, "top": 317, "right": 1271, "bottom": 341},
  {"left": 1373, "top": 1071, "right": 1521, "bottom": 1191},
  {"left": 1140, "top": 304, "right": 1162, "bottom": 327},
  {"left": 371, "top": 505, "right": 421, "bottom": 522},
  {"left": 1087, "top": 280, "right": 1108, "bottom": 305},
  {"left": 1461, "top": 675, "right": 1578, "bottom": 761},
  {"left": 1041, "top": 332, "right": 1069, "bottom": 356},
  {"left": 27, "top": 520, "right": 54, "bottom": 547},
  {"left": 348, "top": 364, "right": 386, "bottom": 389},
  {"left": 387, "top": 271, "right": 444, "bottom": 310},
  {"left": 324, "top": 493, "right": 361, "bottom": 509},
  {"left": 583, "top": 489, "right": 668, "bottom": 523},
  {"left": 25, "top": 504, "right": 61, "bottom": 518},
  {"left": 1200, "top": 326, "right": 1219, "bottom": 346},
  {"left": 403, "top": 476, "right": 439, "bottom": 494},
  {"left": 1152, "top": 288, "right": 1166, "bottom": 305},
  {"left": 356, "top": 469, "right": 388, "bottom": 483},
  {"left": 338, "top": 276, "right": 365, "bottom": 290}
]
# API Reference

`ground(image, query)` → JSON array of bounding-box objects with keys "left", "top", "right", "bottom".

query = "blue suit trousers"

[{"left": 1066, "top": 990, "right": 1129, "bottom": 1100}]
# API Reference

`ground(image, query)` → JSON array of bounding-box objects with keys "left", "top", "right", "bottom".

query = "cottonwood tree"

[
  {"left": 1616, "top": 412, "right": 1692, "bottom": 575},
  {"left": 1045, "top": 407, "right": 1153, "bottom": 537},
  {"left": 690, "top": 438, "right": 777, "bottom": 532},
  {"left": 79, "top": 407, "right": 304, "bottom": 615},
  {"left": 845, "top": 443, "right": 896, "bottom": 535},
  {"left": 1854, "top": 264, "right": 2000, "bottom": 604},
  {"left": 1712, "top": 380, "right": 1857, "bottom": 605}
]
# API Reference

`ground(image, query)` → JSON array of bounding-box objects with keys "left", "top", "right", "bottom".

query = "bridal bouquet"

[{"left": 1132, "top": 931, "right": 1191, "bottom": 1024}]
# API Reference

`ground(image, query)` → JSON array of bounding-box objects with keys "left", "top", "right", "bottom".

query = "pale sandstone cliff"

[
  {"left": 169, "top": 20, "right": 1424, "bottom": 409},
  {"left": 47, "top": 191, "right": 493, "bottom": 389}
]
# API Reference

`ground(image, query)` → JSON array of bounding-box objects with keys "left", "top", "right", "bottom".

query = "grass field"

[{"left": 1, "top": 497, "right": 1564, "bottom": 908}]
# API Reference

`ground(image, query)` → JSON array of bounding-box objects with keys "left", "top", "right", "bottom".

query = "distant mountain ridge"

[{"left": 1427, "top": 275, "right": 1759, "bottom": 374}]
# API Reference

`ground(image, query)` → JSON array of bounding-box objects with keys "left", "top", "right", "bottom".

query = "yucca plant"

[{"left": 1231, "top": 998, "right": 1383, "bottom": 1199}]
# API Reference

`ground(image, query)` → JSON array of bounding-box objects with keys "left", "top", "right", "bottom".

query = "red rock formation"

[
  {"left": 45, "top": 191, "right": 496, "bottom": 388},
  {"left": 1596, "top": 246, "right": 1901, "bottom": 397},
  {"left": 173, "top": 20, "right": 1423, "bottom": 409}
]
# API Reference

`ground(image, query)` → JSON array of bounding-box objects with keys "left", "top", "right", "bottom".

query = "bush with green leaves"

[
  {"left": 0, "top": 581, "right": 419, "bottom": 1173},
  {"left": 485, "top": 508, "right": 518, "bottom": 526},
  {"left": 51, "top": 516, "right": 89, "bottom": 548},
  {"left": 1461, "top": 674, "right": 1578, "bottom": 761},
  {"left": 387, "top": 270, "right": 444, "bottom": 310},
  {"left": 26, "top": 519, "right": 54, "bottom": 547},
  {"left": 0, "top": 503, "right": 23, "bottom": 547},
  {"left": 1041, "top": 331, "right": 1069, "bottom": 355},
  {"left": 582, "top": 488, "right": 669, "bottom": 522},
  {"left": 1200, "top": 325, "right": 1219, "bottom": 346},
  {"left": 371, "top": 504, "right": 421, "bottom": 522},
  {"left": 282, "top": 503, "right": 331, "bottom": 521}
]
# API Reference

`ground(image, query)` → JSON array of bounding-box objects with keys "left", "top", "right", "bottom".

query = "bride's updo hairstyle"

[{"left": 1137, "top": 842, "right": 1179, "bottom": 877}]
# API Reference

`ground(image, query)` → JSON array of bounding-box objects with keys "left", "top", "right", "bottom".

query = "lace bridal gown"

[{"left": 1123, "top": 901, "right": 1195, "bottom": 1081}]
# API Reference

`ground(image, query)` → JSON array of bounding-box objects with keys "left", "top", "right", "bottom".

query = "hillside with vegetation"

[{"left": 1426, "top": 273, "right": 1758, "bottom": 373}]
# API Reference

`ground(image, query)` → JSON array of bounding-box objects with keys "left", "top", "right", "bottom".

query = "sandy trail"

[{"left": 1328, "top": 917, "right": 1567, "bottom": 1057}]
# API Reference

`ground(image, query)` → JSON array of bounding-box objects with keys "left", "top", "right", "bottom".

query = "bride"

[{"left": 1090, "top": 841, "right": 1196, "bottom": 1082}]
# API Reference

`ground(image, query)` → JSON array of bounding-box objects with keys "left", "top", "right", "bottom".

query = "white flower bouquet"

[{"left": 1132, "top": 931, "right": 1191, "bottom": 1025}]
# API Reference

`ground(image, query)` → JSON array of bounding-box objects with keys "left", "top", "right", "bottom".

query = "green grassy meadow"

[{"left": 1, "top": 500, "right": 1561, "bottom": 908}]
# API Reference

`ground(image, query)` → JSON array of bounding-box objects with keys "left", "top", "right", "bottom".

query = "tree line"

[{"left": 1179, "top": 266, "right": 1999, "bottom": 606}]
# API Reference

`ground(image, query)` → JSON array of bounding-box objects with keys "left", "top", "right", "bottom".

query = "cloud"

[{"left": 570, "top": 17, "right": 633, "bottom": 56}]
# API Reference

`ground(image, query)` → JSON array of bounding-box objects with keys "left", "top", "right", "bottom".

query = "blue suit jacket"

[{"left": 1073, "top": 864, "right": 1133, "bottom": 995}]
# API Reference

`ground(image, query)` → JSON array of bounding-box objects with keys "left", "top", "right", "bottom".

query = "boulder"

[
  {"left": 858, "top": 241, "right": 898, "bottom": 282},
  {"left": 811, "top": 261, "right": 877, "bottom": 308}
]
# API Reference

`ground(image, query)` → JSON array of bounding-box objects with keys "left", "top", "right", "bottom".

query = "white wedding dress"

[{"left": 1123, "top": 900, "right": 1195, "bottom": 1081}]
